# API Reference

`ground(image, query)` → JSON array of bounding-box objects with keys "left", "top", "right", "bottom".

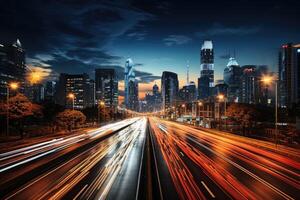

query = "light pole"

[
  {"left": 98, "top": 101, "right": 105, "bottom": 125},
  {"left": 68, "top": 93, "right": 75, "bottom": 110},
  {"left": 262, "top": 76, "right": 278, "bottom": 146},
  {"left": 6, "top": 82, "right": 18, "bottom": 136},
  {"left": 217, "top": 94, "right": 225, "bottom": 130}
]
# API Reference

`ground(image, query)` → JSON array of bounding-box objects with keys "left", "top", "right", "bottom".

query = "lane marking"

[{"left": 201, "top": 181, "right": 215, "bottom": 198}]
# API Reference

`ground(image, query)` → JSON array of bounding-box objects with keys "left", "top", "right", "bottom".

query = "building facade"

[
  {"left": 279, "top": 43, "right": 300, "bottom": 107},
  {"left": 161, "top": 71, "right": 179, "bottom": 110},
  {"left": 200, "top": 40, "right": 214, "bottom": 87},
  {"left": 55, "top": 73, "right": 95, "bottom": 109},
  {"left": 223, "top": 57, "right": 242, "bottom": 102},
  {"left": 0, "top": 39, "right": 26, "bottom": 100},
  {"left": 95, "top": 68, "right": 118, "bottom": 110}
]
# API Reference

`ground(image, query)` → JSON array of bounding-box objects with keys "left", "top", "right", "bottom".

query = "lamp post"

[
  {"left": 68, "top": 93, "right": 75, "bottom": 110},
  {"left": 262, "top": 76, "right": 278, "bottom": 146},
  {"left": 98, "top": 101, "right": 105, "bottom": 126},
  {"left": 217, "top": 94, "right": 226, "bottom": 130},
  {"left": 6, "top": 82, "right": 19, "bottom": 136}
]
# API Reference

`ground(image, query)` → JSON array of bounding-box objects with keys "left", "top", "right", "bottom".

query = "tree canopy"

[{"left": 56, "top": 109, "right": 86, "bottom": 130}]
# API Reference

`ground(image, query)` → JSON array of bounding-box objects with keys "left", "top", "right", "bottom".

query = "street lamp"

[
  {"left": 68, "top": 93, "right": 75, "bottom": 110},
  {"left": 181, "top": 104, "right": 186, "bottom": 116},
  {"left": 98, "top": 101, "right": 105, "bottom": 125},
  {"left": 7, "top": 82, "right": 19, "bottom": 136},
  {"left": 217, "top": 94, "right": 227, "bottom": 130},
  {"left": 262, "top": 75, "right": 278, "bottom": 146}
]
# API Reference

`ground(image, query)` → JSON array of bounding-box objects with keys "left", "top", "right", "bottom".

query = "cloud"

[
  {"left": 134, "top": 70, "right": 161, "bottom": 83},
  {"left": 196, "top": 24, "right": 260, "bottom": 37},
  {"left": 126, "top": 31, "right": 147, "bottom": 41},
  {"left": 163, "top": 35, "right": 192, "bottom": 46}
]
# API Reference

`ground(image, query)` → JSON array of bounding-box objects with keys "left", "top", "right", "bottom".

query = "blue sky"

[{"left": 0, "top": 0, "right": 299, "bottom": 97}]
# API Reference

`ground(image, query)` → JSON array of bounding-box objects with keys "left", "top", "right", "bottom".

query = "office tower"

[
  {"left": 124, "top": 58, "right": 139, "bottom": 110},
  {"left": 0, "top": 39, "right": 26, "bottom": 99},
  {"left": 54, "top": 73, "right": 94, "bottom": 109},
  {"left": 223, "top": 57, "right": 242, "bottom": 102},
  {"left": 200, "top": 40, "right": 214, "bottom": 87},
  {"left": 153, "top": 83, "right": 162, "bottom": 111},
  {"left": 161, "top": 71, "right": 179, "bottom": 110},
  {"left": 214, "top": 80, "right": 228, "bottom": 97},
  {"left": 198, "top": 76, "right": 210, "bottom": 100},
  {"left": 239, "top": 65, "right": 267, "bottom": 105},
  {"left": 127, "top": 79, "right": 139, "bottom": 111},
  {"left": 24, "top": 83, "right": 44, "bottom": 103},
  {"left": 95, "top": 68, "right": 118, "bottom": 110},
  {"left": 279, "top": 43, "right": 300, "bottom": 107},
  {"left": 44, "top": 81, "right": 56, "bottom": 101},
  {"left": 179, "top": 81, "right": 197, "bottom": 102}
]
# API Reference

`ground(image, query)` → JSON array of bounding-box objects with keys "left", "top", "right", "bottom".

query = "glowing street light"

[
  {"left": 6, "top": 82, "right": 19, "bottom": 136},
  {"left": 68, "top": 93, "right": 75, "bottom": 110},
  {"left": 28, "top": 71, "right": 43, "bottom": 85}
]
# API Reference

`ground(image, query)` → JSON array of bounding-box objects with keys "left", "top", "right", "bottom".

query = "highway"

[
  {"left": 0, "top": 117, "right": 147, "bottom": 200},
  {"left": 0, "top": 116, "right": 299, "bottom": 200},
  {"left": 149, "top": 117, "right": 300, "bottom": 200}
]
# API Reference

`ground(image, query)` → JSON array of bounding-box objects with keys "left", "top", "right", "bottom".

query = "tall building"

[
  {"left": 179, "top": 82, "right": 197, "bottom": 102},
  {"left": 44, "top": 81, "right": 56, "bottom": 101},
  {"left": 54, "top": 73, "right": 94, "bottom": 109},
  {"left": 95, "top": 68, "right": 118, "bottom": 110},
  {"left": 198, "top": 76, "right": 210, "bottom": 100},
  {"left": 214, "top": 80, "right": 228, "bottom": 97},
  {"left": 161, "top": 71, "right": 178, "bottom": 110},
  {"left": 124, "top": 58, "right": 139, "bottom": 111},
  {"left": 24, "top": 83, "right": 44, "bottom": 103},
  {"left": 0, "top": 39, "right": 26, "bottom": 100},
  {"left": 279, "top": 43, "right": 300, "bottom": 107},
  {"left": 127, "top": 79, "right": 139, "bottom": 111},
  {"left": 200, "top": 40, "right": 214, "bottom": 87},
  {"left": 223, "top": 57, "right": 242, "bottom": 102},
  {"left": 240, "top": 65, "right": 270, "bottom": 105}
]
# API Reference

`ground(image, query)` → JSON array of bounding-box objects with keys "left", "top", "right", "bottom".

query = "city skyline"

[{"left": 1, "top": 0, "right": 300, "bottom": 99}]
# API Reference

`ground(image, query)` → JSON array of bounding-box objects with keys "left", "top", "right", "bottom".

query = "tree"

[
  {"left": 226, "top": 103, "right": 258, "bottom": 135},
  {"left": 56, "top": 109, "right": 86, "bottom": 131},
  {"left": 0, "top": 93, "right": 42, "bottom": 138}
]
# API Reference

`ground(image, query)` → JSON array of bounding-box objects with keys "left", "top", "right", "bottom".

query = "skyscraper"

[
  {"left": 54, "top": 73, "right": 94, "bottom": 109},
  {"left": 179, "top": 82, "right": 197, "bottom": 102},
  {"left": 223, "top": 57, "right": 242, "bottom": 102},
  {"left": 124, "top": 58, "right": 139, "bottom": 111},
  {"left": 198, "top": 76, "right": 210, "bottom": 100},
  {"left": 95, "top": 68, "right": 118, "bottom": 110},
  {"left": 200, "top": 40, "right": 214, "bottom": 87},
  {"left": 161, "top": 71, "right": 179, "bottom": 110},
  {"left": 279, "top": 43, "right": 300, "bottom": 107},
  {"left": 0, "top": 39, "right": 26, "bottom": 100}
]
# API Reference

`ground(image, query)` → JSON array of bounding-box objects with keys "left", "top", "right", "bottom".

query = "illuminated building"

[
  {"left": 200, "top": 40, "right": 214, "bottom": 87},
  {"left": 55, "top": 73, "right": 95, "bottom": 109},
  {"left": 124, "top": 58, "right": 139, "bottom": 111},
  {"left": 0, "top": 39, "right": 26, "bottom": 99},
  {"left": 223, "top": 57, "right": 242, "bottom": 102},
  {"left": 161, "top": 71, "right": 178, "bottom": 110},
  {"left": 95, "top": 68, "right": 118, "bottom": 111},
  {"left": 279, "top": 43, "right": 300, "bottom": 107}
]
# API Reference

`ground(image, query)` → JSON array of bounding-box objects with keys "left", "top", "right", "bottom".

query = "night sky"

[{"left": 0, "top": 0, "right": 299, "bottom": 98}]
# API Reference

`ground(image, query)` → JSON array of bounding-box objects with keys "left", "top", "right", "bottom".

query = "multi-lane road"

[{"left": 0, "top": 117, "right": 299, "bottom": 200}]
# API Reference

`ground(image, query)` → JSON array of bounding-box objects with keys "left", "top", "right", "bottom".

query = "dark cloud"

[
  {"left": 163, "top": 35, "right": 192, "bottom": 46},
  {"left": 135, "top": 70, "right": 161, "bottom": 83},
  {"left": 195, "top": 24, "right": 260, "bottom": 37}
]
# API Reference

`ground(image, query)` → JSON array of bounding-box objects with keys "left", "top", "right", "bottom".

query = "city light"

[
  {"left": 261, "top": 75, "right": 273, "bottom": 85},
  {"left": 217, "top": 94, "right": 224, "bottom": 100},
  {"left": 9, "top": 82, "right": 19, "bottom": 90},
  {"left": 99, "top": 101, "right": 105, "bottom": 106},
  {"left": 68, "top": 93, "right": 75, "bottom": 99},
  {"left": 198, "top": 102, "right": 203, "bottom": 106},
  {"left": 181, "top": 104, "right": 185, "bottom": 108},
  {"left": 27, "top": 71, "right": 43, "bottom": 84}
]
